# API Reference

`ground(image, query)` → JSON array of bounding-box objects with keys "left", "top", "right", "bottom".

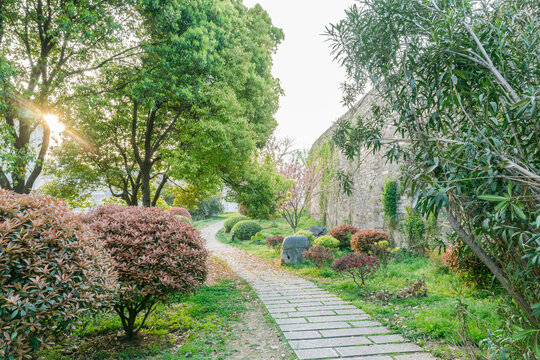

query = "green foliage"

[
  {"left": 189, "top": 196, "right": 224, "bottom": 221},
  {"left": 232, "top": 220, "right": 263, "bottom": 241},
  {"left": 295, "top": 230, "right": 315, "bottom": 243},
  {"left": 39, "top": 279, "right": 252, "bottom": 360},
  {"left": 49, "top": 0, "right": 283, "bottom": 207},
  {"left": 39, "top": 179, "right": 96, "bottom": 209},
  {"left": 224, "top": 215, "right": 249, "bottom": 233},
  {"left": 402, "top": 209, "right": 427, "bottom": 255},
  {"left": 0, "top": 0, "right": 134, "bottom": 193},
  {"left": 250, "top": 232, "right": 265, "bottom": 243},
  {"left": 381, "top": 179, "right": 398, "bottom": 226},
  {"left": 327, "top": 0, "right": 540, "bottom": 345},
  {"left": 227, "top": 161, "right": 289, "bottom": 219},
  {"left": 313, "top": 235, "right": 340, "bottom": 249}
]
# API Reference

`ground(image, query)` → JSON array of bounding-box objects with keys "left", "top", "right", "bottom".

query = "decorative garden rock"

[
  {"left": 281, "top": 235, "right": 310, "bottom": 265},
  {"left": 307, "top": 225, "right": 327, "bottom": 237}
]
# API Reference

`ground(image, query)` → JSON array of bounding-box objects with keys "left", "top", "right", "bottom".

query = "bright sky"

[{"left": 243, "top": 0, "right": 357, "bottom": 150}]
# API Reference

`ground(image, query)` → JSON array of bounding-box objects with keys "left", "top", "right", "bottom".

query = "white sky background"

[{"left": 243, "top": 0, "right": 358, "bottom": 150}]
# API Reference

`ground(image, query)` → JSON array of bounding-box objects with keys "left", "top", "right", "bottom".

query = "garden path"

[{"left": 202, "top": 221, "right": 438, "bottom": 360}]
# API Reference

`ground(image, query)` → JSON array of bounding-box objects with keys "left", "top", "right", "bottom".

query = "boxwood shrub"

[
  {"left": 295, "top": 229, "right": 315, "bottom": 243},
  {"left": 224, "top": 215, "right": 249, "bottom": 233},
  {"left": 232, "top": 220, "right": 262, "bottom": 241},
  {"left": 313, "top": 235, "right": 340, "bottom": 249}
]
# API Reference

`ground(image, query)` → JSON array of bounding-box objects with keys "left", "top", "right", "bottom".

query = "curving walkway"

[{"left": 202, "top": 220, "right": 437, "bottom": 360}]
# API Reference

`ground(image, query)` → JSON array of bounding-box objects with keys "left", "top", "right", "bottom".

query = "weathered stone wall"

[{"left": 308, "top": 89, "right": 409, "bottom": 244}]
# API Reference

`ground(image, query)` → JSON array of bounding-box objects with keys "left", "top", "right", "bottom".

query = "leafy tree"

[
  {"left": 39, "top": 178, "right": 96, "bottom": 209},
  {"left": 225, "top": 160, "right": 288, "bottom": 219},
  {"left": 0, "top": 0, "right": 135, "bottom": 193},
  {"left": 49, "top": 0, "right": 283, "bottom": 207},
  {"left": 327, "top": 0, "right": 539, "bottom": 344}
]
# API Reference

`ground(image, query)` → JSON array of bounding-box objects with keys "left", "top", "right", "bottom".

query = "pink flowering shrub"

[
  {"left": 332, "top": 253, "right": 380, "bottom": 288},
  {"left": 303, "top": 246, "right": 334, "bottom": 268},
  {"left": 83, "top": 205, "right": 207, "bottom": 339},
  {"left": 168, "top": 206, "right": 192, "bottom": 220},
  {"left": 0, "top": 190, "right": 117, "bottom": 358}
]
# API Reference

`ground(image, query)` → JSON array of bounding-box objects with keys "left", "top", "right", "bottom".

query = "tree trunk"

[
  {"left": 141, "top": 164, "right": 151, "bottom": 207},
  {"left": 447, "top": 209, "right": 537, "bottom": 326}
]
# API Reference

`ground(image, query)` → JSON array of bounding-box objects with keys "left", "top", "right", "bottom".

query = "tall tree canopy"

[
  {"left": 327, "top": 0, "right": 539, "bottom": 349},
  {"left": 48, "top": 0, "right": 283, "bottom": 207},
  {"left": 0, "top": 0, "right": 136, "bottom": 193}
]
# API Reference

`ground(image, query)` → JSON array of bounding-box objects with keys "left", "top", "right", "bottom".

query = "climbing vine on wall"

[
  {"left": 309, "top": 139, "right": 338, "bottom": 225},
  {"left": 381, "top": 179, "right": 398, "bottom": 227}
]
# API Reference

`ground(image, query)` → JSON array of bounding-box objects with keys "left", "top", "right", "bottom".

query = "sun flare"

[{"left": 43, "top": 113, "right": 65, "bottom": 134}]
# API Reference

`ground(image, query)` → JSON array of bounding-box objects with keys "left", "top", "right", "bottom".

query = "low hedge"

[
  {"left": 224, "top": 215, "right": 249, "bottom": 233},
  {"left": 232, "top": 220, "right": 262, "bottom": 241}
]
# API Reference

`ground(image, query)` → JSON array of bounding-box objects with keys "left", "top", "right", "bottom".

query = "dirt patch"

[
  {"left": 206, "top": 256, "right": 238, "bottom": 284},
  {"left": 215, "top": 297, "right": 295, "bottom": 360}
]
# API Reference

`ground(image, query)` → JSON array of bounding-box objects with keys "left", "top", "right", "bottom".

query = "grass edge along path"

[
  {"left": 40, "top": 256, "right": 254, "bottom": 360},
  {"left": 215, "top": 224, "right": 503, "bottom": 360}
]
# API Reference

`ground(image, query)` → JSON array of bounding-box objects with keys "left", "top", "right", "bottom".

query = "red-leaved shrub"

[
  {"left": 350, "top": 229, "right": 390, "bottom": 254},
  {"left": 83, "top": 205, "right": 207, "bottom": 339},
  {"left": 168, "top": 206, "right": 192, "bottom": 220},
  {"left": 328, "top": 224, "right": 359, "bottom": 249},
  {"left": 302, "top": 246, "right": 334, "bottom": 268},
  {"left": 0, "top": 190, "right": 117, "bottom": 358},
  {"left": 442, "top": 244, "right": 492, "bottom": 286},
  {"left": 332, "top": 253, "right": 380, "bottom": 288},
  {"left": 266, "top": 235, "right": 284, "bottom": 250}
]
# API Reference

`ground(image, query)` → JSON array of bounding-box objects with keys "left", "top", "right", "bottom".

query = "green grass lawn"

[
  {"left": 41, "top": 276, "right": 253, "bottom": 360},
  {"left": 193, "top": 211, "right": 238, "bottom": 230},
  {"left": 216, "top": 214, "right": 504, "bottom": 359}
]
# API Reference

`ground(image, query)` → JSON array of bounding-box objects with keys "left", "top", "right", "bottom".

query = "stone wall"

[{"left": 307, "top": 89, "right": 410, "bottom": 244}]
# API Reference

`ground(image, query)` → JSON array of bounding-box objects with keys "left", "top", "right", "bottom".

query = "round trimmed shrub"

[
  {"left": 168, "top": 206, "right": 192, "bottom": 220},
  {"left": 351, "top": 229, "right": 390, "bottom": 254},
  {"left": 231, "top": 220, "right": 262, "bottom": 241},
  {"left": 295, "top": 230, "right": 315, "bottom": 243},
  {"left": 83, "top": 205, "right": 207, "bottom": 339},
  {"left": 328, "top": 224, "right": 359, "bottom": 249},
  {"left": 313, "top": 235, "right": 340, "bottom": 249},
  {"left": 266, "top": 235, "right": 284, "bottom": 250},
  {"left": 0, "top": 190, "right": 117, "bottom": 358},
  {"left": 224, "top": 215, "right": 249, "bottom": 233},
  {"left": 303, "top": 246, "right": 334, "bottom": 268}
]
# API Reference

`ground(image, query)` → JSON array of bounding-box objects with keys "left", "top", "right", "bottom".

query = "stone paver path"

[{"left": 202, "top": 221, "right": 437, "bottom": 360}]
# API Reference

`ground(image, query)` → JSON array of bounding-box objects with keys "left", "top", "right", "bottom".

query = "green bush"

[
  {"left": 402, "top": 209, "right": 427, "bottom": 254},
  {"left": 382, "top": 179, "right": 398, "bottom": 226},
  {"left": 232, "top": 220, "right": 263, "bottom": 241},
  {"left": 295, "top": 229, "right": 315, "bottom": 243},
  {"left": 224, "top": 215, "right": 249, "bottom": 233},
  {"left": 189, "top": 196, "right": 224, "bottom": 221},
  {"left": 313, "top": 235, "right": 340, "bottom": 249}
]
